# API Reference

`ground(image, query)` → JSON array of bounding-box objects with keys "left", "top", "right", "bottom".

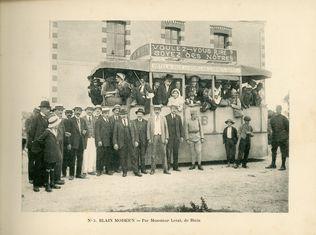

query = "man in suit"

[
  {"left": 25, "top": 107, "right": 40, "bottom": 184},
  {"left": 155, "top": 74, "right": 173, "bottom": 105},
  {"left": 109, "top": 104, "right": 121, "bottom": 173},
  {"left": 165, "top": 105, "right": 184, "bottom": 171},
  {"left": 133, "top": 77, "right": 154, "bottom": 114},
  {"left": 132, "top": 108, "right": 148, "bottom": 174},
  {"left": 147, "top": 105, "right": 170, "bottom": 175},
  {"left": 116, "top": 73, "right": 132, "bottom": 105},
  {"left": 27, "top": 100, "right": 50, "bottom": 192},
  {"left": 62, "top": 109, "right": 73, "bottom": 178},
  {"left": 82, "top": 106, "right": 97, "bottom": 176},
  {"left": 266, "top": 105, "right": 289, "bottom": 171},
  {"left": 95, "top": 107, "right": 114, "bottom": 176},
  {"left": 223, "top": 119, "right": 238, "bottom": 167},
  {"left": 113, "top": 108, "right": 141, "bottom": 177},
  {"left": 69, "top": 106, "right": 88, "bottom": 179}
]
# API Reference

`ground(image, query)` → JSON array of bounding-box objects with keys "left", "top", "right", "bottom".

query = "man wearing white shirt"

[
  {"left": 222, "top": 119, "right": 238, "bottom": 167},
  {"left": 147, "top": 105, "right": 170, "bottom": 175}
]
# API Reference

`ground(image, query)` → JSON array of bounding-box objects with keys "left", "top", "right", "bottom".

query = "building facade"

[{"left": 50, "top": 21, "right": 265, "bottom": 108}]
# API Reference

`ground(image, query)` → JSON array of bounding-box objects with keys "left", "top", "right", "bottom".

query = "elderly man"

[
  {"left": 266, "top": 105, "right": 289, "bottom": 170},
  {"left": 110, "top": 104, "right": 122, "bottom": 173},
  {"left": 69, "top": 106, "right": 88, "bottom": 180},
  {"left": 82, "top": 106, "right": 97, "bottom": 176},
  {"left": 95, "top": 107, "right": 114, "bottom": 176},
  {"left": 113, "top": 109, "right": 140, "bottom": 177},
  {"left": 165, "top": 105, "right": 184, "bottom": 171},
  {"left": 155, "top": 74, "right": 173, "bottom": 105},
  {"left": 235, "top": 116, "right": 254, "bottom": 168},
  {"left": 131, "top": 108, "right": 149, "bottom": 174},
  {"left": 185, "top": 110, "right": 204, "bottom": 170},
  {"left": 147, "top": 105, "right": 170, "bottom": 175},
  {"left": 27, "top": 100, "right": 51, "bottom": 192}
]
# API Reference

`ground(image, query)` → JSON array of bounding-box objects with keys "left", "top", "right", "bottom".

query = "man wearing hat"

[
  {"left": 62, "top": 108, "right": 73, "bottom": 178},
  {"left": 25, "top": 107, "right": 40, "bottom": 184},
  {"left": 113, "top": 108, "right": 141, "bottom": 177},
  {"left": 155, "top": 74, "right": 173, "bottom": 105},
  {"left": 115, "top": 73, "right": 132, "bottom": 105},
  {"left": 185, "top": 109, "right": 205, "bottom": 170},
  {"left": 27, "top": 100, "right": 51, "bottom": 192},
  {"left": 185, "top": 75, "right": 202, "bottom": 102},
  {"left": 88, "top": 78, "right": 103, "bottom": 105},
  {"left": 223, "top": 119, "right": 238, "bottom": 167},
  {"left": 132, "top": 76, "right": 154, "bottom": 115},
  {"left": 131, "top": 108, "right": 148, "bottom": 174},
  {"left": 147, "top": 105, "right": 170, "bottom": 175},
  {"left": 69, "top": 106, "right": 88, "bottom": 179},
  {"left": 165, "top": 105, "right": 184, "bottom": 171},
  {"left": 235, "top": 116, "right": 254, "bottom": 168},
  {"left": 109, "top": 104, "right": 122, "bottom": 173},
  {"left": 82, "top": 106, "right": 97, "bottom": 176},
  {"left": 95, "top": 107, "right": 114, "bottom": 176},
  {"left": 52, "top": 103, "right": 68, "bottom": 185}
]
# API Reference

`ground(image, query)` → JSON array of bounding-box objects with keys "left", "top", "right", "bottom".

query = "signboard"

[
  {"left": 151, "top": 43, "right": 237, "bottom": 63},
  {"left": 150, "top": 61, "right": 241, "bottom": 75},
  {"left": 130, "top": 44, "right": 150, "bottom": 60}
]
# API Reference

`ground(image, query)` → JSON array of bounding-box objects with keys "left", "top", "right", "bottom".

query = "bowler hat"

[
  {"left": 73, "top": 106, "right": 83, "bottom": 111},
  {"left": 244, "top": 116, "right": 251, "bottom": 121},
  {"left": 135, "top": 108, "right": 145, "bottom": 115},
  {"left": 164, "top": 74, "right": 173, "bottom": 81},
  {"left": 119, "top": 108, "right": 128, "bottom": 115},
  {"left": 39, "top": 100, "right": 51, "bottom": 109},
  {"left": 225, "top": 119, "right": 235, "bottom": 124},
  {"left": 85, "top": 106, "right": 94, "bottom": 111},
  {"left": 53, "top": 103, "right": 64, "bottom": 111}
]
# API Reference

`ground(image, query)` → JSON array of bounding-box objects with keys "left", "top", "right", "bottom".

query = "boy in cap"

[
  {"left": 95, "top": 107, "right": 114, "bottom": 176},
  {"left": 235, "top": 116, "right": 254, "bottom": 168},
  {"left": 147, "top": 105, "right": 170, "bottom": 174},
  {"left": 35, "top": 115, "right": 62, "bottom": 192},
  {"left": 82, "top": 106, "right": 97, "bottom": 176},
  {"left": 223, "top": 119, "right": 238, "bottom": 167},
  {"left": 185, "top": 109, "right": 204, "bottom": 170},
  {"left": 69, "top": 106, "right": 88, "bottom": 179},
  {"left": 113, "top": 108, "right": 140, "bottom": 177},
  {"left": 131, "top": 108, "right": 148, "bottom": 174}
]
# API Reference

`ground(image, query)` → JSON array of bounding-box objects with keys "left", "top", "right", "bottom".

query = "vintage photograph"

[{"left": 21, "top": 20, "right": 289, "bottom": 212}]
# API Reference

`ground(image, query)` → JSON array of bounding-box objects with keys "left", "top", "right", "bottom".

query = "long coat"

[
  {"left": 94, "top": 116, "right": 114, "bottom": 147},
  {"left": 36, "top": 129, "right": 61, "bottom": 163},
  {"left": 165, "top": 114, "right": 184, "bottom": 144},
  {"left": 28, "top": 113, "right": 48, "bottom": 153},
  {"left": 155, "top": 84, "right": 172, "bottom": 105},
  {"left": 131, "top": 119, "right": 148, "bottom": 144},
  {"left": 113, "top": 119, "right": 138, "bottom": 149},
  {"left": 147, "top": 115, "right": 169, "bottom": 144},
  {"left": 222, "top": 126, "right": 238, "bottom": 144},
  {"left": 70, "top": 117, "right": 88, "bottom": 150},
  {"left": 63, "top": 118, "right": 73, "bottom": 147},
  {"left": 270, "top": 114, "right": 289, "bottom": 142}
]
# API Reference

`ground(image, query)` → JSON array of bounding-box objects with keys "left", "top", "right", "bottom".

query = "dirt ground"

[{"left": 21, "top": 152, "right": 288, "bottom": 212}]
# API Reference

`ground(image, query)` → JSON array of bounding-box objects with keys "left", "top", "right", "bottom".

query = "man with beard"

[{"left": 28, "top": 100, "right": 51, "bottom": 192}]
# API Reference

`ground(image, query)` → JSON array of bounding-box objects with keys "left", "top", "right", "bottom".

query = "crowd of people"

[
  {"left": 88, "top": 73, "right": 265, "bottom": 116},
  {"left": 22, "top": 73, "right": 288, "bottom": 194}
]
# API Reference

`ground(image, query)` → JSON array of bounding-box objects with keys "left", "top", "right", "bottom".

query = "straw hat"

[{"left": 48, "top": 115, "right": 61, "bottom": 128}]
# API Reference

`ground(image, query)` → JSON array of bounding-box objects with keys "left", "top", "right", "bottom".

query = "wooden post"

[
  {"left": 211, "top": 75, "right": 216, "bottom": 133},
  {"left": 149, "top": 71, "right": 153, "bottom": 115}
]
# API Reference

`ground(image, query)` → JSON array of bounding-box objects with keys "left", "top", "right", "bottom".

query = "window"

[
  {"left": 165, "top": 27, "right": 180, "bottom": 45},
  {"left": 107, "top": 21, "right": 126, "bottom": 57},
  {"left": 214, "top": 33, "right": 228, "bottom": 49}
]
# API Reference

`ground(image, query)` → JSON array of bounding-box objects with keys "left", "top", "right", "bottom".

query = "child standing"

[
  {"left": 36, "top": 115, "right": 62, "bottom": 192},
  {"left": 222, "top": 119, "right": 238, "bottom": 167}
]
